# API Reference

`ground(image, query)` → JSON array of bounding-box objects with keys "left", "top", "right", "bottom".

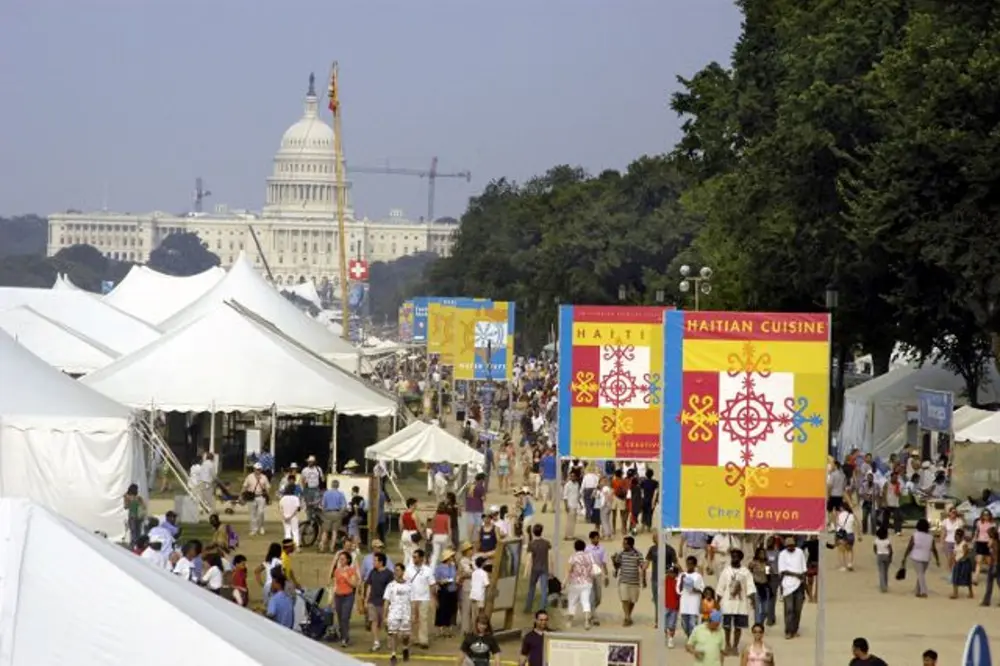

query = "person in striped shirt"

[{"left": 612, "top": 535, "right": 647, "bottom": 626}]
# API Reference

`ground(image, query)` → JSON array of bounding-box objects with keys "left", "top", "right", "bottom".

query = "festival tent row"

[
  {"left": 0, "top": 331, "right": 144, "bottom": 539},
  {"left": 50, "top": 272, "right": 86, "bottom": 291},
  {"left": 365, "top": 419, "right": 484, "bottom": 466},
  {"left": 81, "top": 301, "right": 396, "bottom": 416},
  {"left": 838, "top": 361, "right": 1000, "bottom": 455},
  {"left": 102, "top": 264, "right": 225, "bottom": 325},
  {"left": 0, "top": 305, "right": 119, "bottom": 374},
  {"left": 159, "top": 252, "right": 360, "bottom": 373},
  {"left": 0, "top": 288, "right": 161, "bottom": 357},
  {"left": 281, "top": 279, "right": 323, "bottom": 309},
  {"left": 0, "top": 498, "right": 369, "bottom": 666}
]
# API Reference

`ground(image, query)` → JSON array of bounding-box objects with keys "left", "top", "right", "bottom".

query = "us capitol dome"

[{"left": 47, "top": 73, "right": 459, "bottom": 288}]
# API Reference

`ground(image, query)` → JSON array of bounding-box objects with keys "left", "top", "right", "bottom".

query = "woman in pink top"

[
  {"left": 974, "top": 509, "right": 994, "bottom": 584},
  {"left": 741, "top": 623, "right": 775, "bottom": 665}
]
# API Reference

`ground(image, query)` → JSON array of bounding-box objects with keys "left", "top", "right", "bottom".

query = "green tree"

[
  {"left": 369, "top": 251, "right": 438, "bottom": 323},
  {"left": 148, "top": 232, "right": 221, "bottom": 276}
]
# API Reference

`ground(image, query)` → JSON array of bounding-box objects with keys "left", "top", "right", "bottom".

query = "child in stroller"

[{"left": 296, "top": 587, "right": 334, "bottom": 640}]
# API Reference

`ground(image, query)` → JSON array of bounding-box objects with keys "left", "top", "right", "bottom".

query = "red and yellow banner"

[
  {"left": 557, "top": 305, "right": 669, "bottom": 460},
  {"left": 661, "top": 311, "right": 830, "bottom": 533}
]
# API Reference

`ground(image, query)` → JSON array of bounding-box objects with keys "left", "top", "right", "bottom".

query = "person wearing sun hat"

[
  {"left": 434, "top": 547, "right": 459, "bottom": 637},
  {"left": 686, "top": 609, "right": 725, "bottom": 664},
  {"left": 343, "top": 459, "right": 360, "bottom": 474}
]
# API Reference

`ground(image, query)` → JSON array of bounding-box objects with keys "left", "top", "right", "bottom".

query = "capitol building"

[{"left": 46, "top": 75, "right": 459, "bottom": 288}]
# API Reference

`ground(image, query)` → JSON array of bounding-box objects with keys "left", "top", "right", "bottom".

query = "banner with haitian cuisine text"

[{"left": 661, "top": 311, "right": 831, "bottom": 533}]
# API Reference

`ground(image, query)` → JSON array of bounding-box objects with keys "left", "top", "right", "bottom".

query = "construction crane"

[
  {"left": 328, "top": 63, "right": 350, "bottom": 341},
  {"left": 193, "top": 177, "right": 211, "bottom": 213},
  {"left": 347, "top": 157, "right": 471, "bottom": 222}
]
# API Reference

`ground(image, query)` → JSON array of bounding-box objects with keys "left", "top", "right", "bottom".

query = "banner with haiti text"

[
  {"left": 557, "top": 305, "right": 668, "bottom": 460},
  {"left": 454, "top": 301, "right": 515, "bottom": 382},
  {"left": 661, "top": 311, "right": 830, "bottom": 533}
]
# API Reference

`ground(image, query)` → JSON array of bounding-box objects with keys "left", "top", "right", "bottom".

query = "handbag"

[{"left": 894, "top": 566, "right": 907, "bottom": 581}]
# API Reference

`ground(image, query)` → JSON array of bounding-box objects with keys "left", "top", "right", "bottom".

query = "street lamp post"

[
  {"left": 816, "top": 280, "right": 838, "bottom": 666},
  {"left": 617, "top": 284, "right": 627, "bottom": 302},
  {"left": 679, "top": 265, "right": 713, "bottom": 311}
]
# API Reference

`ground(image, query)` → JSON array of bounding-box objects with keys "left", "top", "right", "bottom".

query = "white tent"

[
  {"left": 956, "top": 411, "right": 1000, "bottom": 444},
  {"left": 0, "top": 331, "right": 144, "bottom": 539},
  {"left": 81, "top": 302, "right": 396, "bottom": 416},
  {"left": 102, "top": 265, "right": 225, "bottom": 325},
  {"left": 838, "top": 362, "right": 1000, "bottom": 454},
  {"left": 365, "top": 420, "right": 484, "bottom": 465},
  {"left": 281, "top": 280, "right": 323, "bottom": 309},
  {"left": 0, "top": 305, "right": 119, "bottom": 374},
  {"left": 0, "top": 498, "right": 367, "bottom": 666},
  {"left": 51, "top": 272, "right": 86, "bottom": 291},
  {"left": 159, "top": 253, "right": 359, "bottom": 370},
  {"left": 0, "top": 288, "right": 161, "bottom": 356}
]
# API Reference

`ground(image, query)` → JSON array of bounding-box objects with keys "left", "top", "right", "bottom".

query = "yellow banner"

[{"left": 427, "top": 303, "right": 457, "bottom": 364}]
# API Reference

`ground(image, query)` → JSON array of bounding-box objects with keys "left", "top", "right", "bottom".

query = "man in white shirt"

[
  {"left": 581, "top": 466, "right": 600, "bottom": 525},
  {"left": 707, "top": 532, "right": 743, "bottom": 577},
  {"left": 469, "top": 556, "right": 491, "bottom": 617},
  {"left": 146, "top": 520, "right": 175, "bottom": 555},
  {"left": 173, "top": 542, "right": 197, "bottom": 582},
  {"left": 139, "top": 535, "right": 169, "bottom": 570},
  {"left": 301, "top": 455, "right": 325, "bottom": 506},
  {"left": 777, "top": 537, "right": 807, "bottom": 639},
  {"left": 198, "top": 452, "right": 217, "bottom": 511},
  {"left": 717, "top": 549, "right": 756, "bottom": 654},
  {"left": 562, "top": 471, "right": 582, "bottom": 539},
  {"left": 241, "top": 463, "right": 271, "bottom": 536},
  {"left": 677, "top": 555, "right": 705, "bottom": 637},
  {"left": 405, "top": 549, "right": 436, "bottom": 648},
  {"left": 278, "top": 486, "right": 302, "bottom": 548}
]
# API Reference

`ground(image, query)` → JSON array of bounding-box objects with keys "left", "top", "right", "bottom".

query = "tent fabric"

[
  {"left": 0, "top": 305, "right": 119, "bottom": 374},
  {"left": 0, "top": 288, "right": 161, "bottom": 356},
  {"left": 0, "top": 331, "right": 143, "bottom": 539},
  {"left": 282, "top": 280, "right": 322, "bottom": 308},
  {"left": 159, "top": 253, "right": 359, "bottom": 367},
  {"left": 955, "top": 410, "right": 1000, "bottom": 444},
  {"left": 102, "top": 265, "right": 225, "bottom": 325},
  {"left": 81, "top": 302, "right": 396, "bottom": 417},
  {"left": 51, "top": 273, "right": 85, "bottom": 291},
  {"left": 0, "top": 498, "right": 368, "bottom": 666},
  {"left": 365, "top": 420, "right": 484, "bottom": 465},
  {"left": 838, "top": 363, "right": 1000, "bottom": 455}
]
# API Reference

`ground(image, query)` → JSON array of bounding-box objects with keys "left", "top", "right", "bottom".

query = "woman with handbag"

[
  {"left": 901, "top": 518, "right": 940, "bottom": 597},
  {"left": 834, "top": 503, "right": 858, "bottom": 572}
]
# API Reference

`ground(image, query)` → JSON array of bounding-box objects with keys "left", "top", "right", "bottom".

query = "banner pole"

[
  {"left": 657, "top": 528, "right": 667, "bottom": 645},
  {"left": 553, "top": 307, "right": 563, "bottom": 573}
]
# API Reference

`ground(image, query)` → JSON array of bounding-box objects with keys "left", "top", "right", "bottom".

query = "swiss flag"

[{"left": 348, "top": 259, "right": 369, "bottom": 281}]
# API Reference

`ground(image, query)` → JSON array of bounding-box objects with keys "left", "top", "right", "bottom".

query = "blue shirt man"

[
  {"left": 321, "top": 485, "right": 347, "bottom": 512},
  {"left": 267, "top": 589, "right": 295, "bottom": 629},
  {"left": 258, "top": 451, "right": 275, "bottom": 474},
  {"left": 540, "top": 452, "right": 556, "bottom": 481}
]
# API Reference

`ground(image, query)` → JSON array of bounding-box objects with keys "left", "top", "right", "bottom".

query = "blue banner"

[{"left": 917, "top": 388, "right": 954, "bottom": 431}]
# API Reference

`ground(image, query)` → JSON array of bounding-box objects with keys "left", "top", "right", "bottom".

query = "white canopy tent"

[
  {"left": 838, "top": 362, "right": 1000, "bottom": 455},
  {"left": 365, "top": 420, "right": 484, "bottom": 466},
  {"left": 102, "top": 264, "right": 225, "bottom": 325},
  {"left": 0, "top": 331, "right": 144, "bottom": 539},
  {"left": 281, "top": 280, "right": 323, "bottom": 309},
  {"left": 0, "top": 288, "right": 161, "bottom": 356},
  {"left": 956, "top": 410, "right": 1000, "bottom": 444},
  {"left": 869, "top": 405, "right": 997, "bottom": 462},
  {"left": 51, "top": 272, "right": 86, "bottom": 291},
  {"left": 0, "top": 305, "right": 119, "bottom": 374},
  {"left": 0, "top": 498, "right": 369, "bottom": 666},
  {"left": 159, "top": 253, "right": 359, "bottom": 371},
  {"left": 81, "top": 301, "right": 396, "bottom": 417}
]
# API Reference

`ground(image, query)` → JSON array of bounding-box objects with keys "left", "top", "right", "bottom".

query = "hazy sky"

[{"left": 0, "top": 1, "right": 742, "bottom": 221}]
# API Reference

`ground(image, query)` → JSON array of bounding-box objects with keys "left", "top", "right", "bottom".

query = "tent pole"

[
  {"left": 209, "top": 401, "right": 216, "bottom": 455},
  {"left": 270, "top": 403, "right": 277, "bottom": 455},
  {"left": 330, "top": 409, "right": 339, "bottom": 473}
]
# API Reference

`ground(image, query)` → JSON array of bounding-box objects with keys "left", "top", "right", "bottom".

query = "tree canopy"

[
  {"left": 147, "top": 232, "right": 221, "bottom": 276},
  {"left": 418, "top": 0, "right": 1000, "bottom": 403}
]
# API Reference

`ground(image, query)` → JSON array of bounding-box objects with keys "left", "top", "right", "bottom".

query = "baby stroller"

[{"left": 297, "top": 588, "right": 333, "bottom": 641}]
